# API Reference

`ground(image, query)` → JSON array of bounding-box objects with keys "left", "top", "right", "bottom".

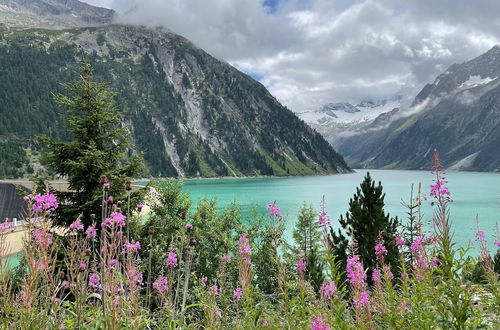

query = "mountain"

[
  {"left": 0, "top": 0, "right": 350, "bottom": 179},
  {"left": 298, "top": 97, "right": 401, "bottom": 148},
  {"left": 336, "top": 46, "right": 500, "bottom": 172}
]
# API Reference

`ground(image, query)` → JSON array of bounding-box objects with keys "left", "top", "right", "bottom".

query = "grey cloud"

[{"left": 82, "top": 0, "right": 500, "bottom": 112}]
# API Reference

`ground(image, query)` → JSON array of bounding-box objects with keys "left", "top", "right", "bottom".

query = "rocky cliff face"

[{"left": 0, "top": 0, "right": 350, "bottom": 178}]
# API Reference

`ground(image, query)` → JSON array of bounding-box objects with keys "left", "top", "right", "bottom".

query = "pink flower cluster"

[
  {"left": 86, "top": 225, "right": 97, "bottom": 239},
  {"left": 296, "top": 259, "right": 307, "bottom": 275},
  {"left": 430, "top": 178, "right": 452, "bottom": 203},
  {"left": 318, "top": 211, "right": 331, "bottom": 229},
  {"left": 475, "top": 231, "right": 486, "bottom": 243},
  {"left": 208, "top": 284, "right": 221, "bottom": 296},
  {"left": 319, "top": 281, "right": 337, "bottom": 301},
  {"left": 233, "top": 287, "right": 243, "bottom": 301},
  {"left": 153, "top": 277, "right": 169, "bottom": 292},
  {"left": 374, "top": 243, "right": 388, "bottom": 259},
  {"left": 372, "top": 269, "right": 382, "bottom": 283},
  {"left": 238, "top": 236, "right": 252, "bottom": 255},
  {"left": 124, "top": 241, "right": 141, "bottom": 253},
  {"left": 166, "top": 252, "right": 178, "bottom": 268},
  {"left": 353, "top": 291, "right": 370, "bottom": 308},
  {"left": 69, "top": 218, "right": 84, "bottom": 232},
  {"left": 88, "top": 273, "right": 100, "bottom": 290},
  {"left": 346, "top": 255, "right": 366, "bottom": 286},
  {"left": 221, "top": 254, "right": 232, "bottom": 262},
  {"left": 310, "top": 316, "right": 330, "bottom": 330},
  {"left": 102, "top": 212, "right": 126, "bottom": 228},
  {"left": 395, "top": 235, "right": 405, "bottom": 246},
  {"left": 0, "top": 221, "right": 14, "bottom": 233},
  {"left": 25, "top": 193, "right": 59, "bottom": 214},
  {"left": 33, "top": 228, "right": 53, "bottom": 248},
  {"left": 266, "top": 204, "right": 282, "bottom": 218}
]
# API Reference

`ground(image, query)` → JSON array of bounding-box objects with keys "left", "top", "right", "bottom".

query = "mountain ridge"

[{"left": 0, "top": 0, "right": 351, "bottom": 178}]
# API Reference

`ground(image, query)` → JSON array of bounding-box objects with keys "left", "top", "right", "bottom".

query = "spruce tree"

[
  {"left": 330, "top": 172, "right": 400, "bottom": 283},
  {"left": 39, "top": 62, "right": 143, "bottom": 226}
]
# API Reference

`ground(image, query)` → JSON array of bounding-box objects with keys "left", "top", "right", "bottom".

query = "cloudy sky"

[{"left": 82, "top": 0, "right": 500, "bottom": 112}]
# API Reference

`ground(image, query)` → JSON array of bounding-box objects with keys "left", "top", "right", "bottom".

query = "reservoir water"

[{"left": 182, "top": 169, "right": 499, "bottom": 253}]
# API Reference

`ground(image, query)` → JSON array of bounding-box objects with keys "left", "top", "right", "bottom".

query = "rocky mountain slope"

[
  {"left": 336, "top": 46, "right": 500, "bottom": 172},
  {"left": 0, "top": 0, "right": 350, "bottom": 178}
]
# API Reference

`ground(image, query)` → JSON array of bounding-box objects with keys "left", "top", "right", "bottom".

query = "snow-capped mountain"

[{"left": 299, "top": 97, "right": 401, "bottom": 127}]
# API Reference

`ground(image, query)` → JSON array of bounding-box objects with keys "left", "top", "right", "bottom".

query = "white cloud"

[{"left": 82, "top": 0, "right": 500, "bottom": 111}]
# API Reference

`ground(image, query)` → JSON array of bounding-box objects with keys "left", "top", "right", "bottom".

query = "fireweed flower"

[
  {"left": 0, "top": 221, "right": 14, "bottom": 233},
  {"left": 185, "top": 224, "right": 193, "bottom": 229},
  {"left": 372, "top": 269, "right": 382, "bottom": 283},
  {"left": 233, "top": 287, "right": 243, "bottom": 301},
  {"left": 166, "top": 252, "right": 178, "bottom": 268},
  {"left": 353, "top": 291, "right": 370, "bottom": 309},
  {"left": 208, "top": 284, "right": 220, "bottom": 296},
  {"left": 69, "top": 218, "right": 84, "bottom": 232},
  {"left": 88, "top": 273, "right": 101, "bottom": 290},
  {"left": 103, "top": 183, "right": 110, "bottom": 189},
  {"left": 109, "top": 259, "right": 118, "bottom": 266},
  {"left": 410, "top": 237, "right": 424, "bottom": 252},
  {"left": 153, "top": 277, "right": 169, "bottom": 292},
  {"left": 221, "top": 254, "right": 232, "bottom": 262},
  {"left": 79, "top": 263, "right": 87, "bottom": 270},
  {"left": 266, "top": 203, "right": 282, "bottom": 218},
  {"left": 136, "top": 204, "right": 144, "bottom": 211},
  {"left": 296, "top": 259, "right": 307, "bottom": 275},
  {"left": 319, "top": 281, "right": 337, "bottom": 301},
  {"left": 310, "top": 316, "right": 330, "bottom": 330},
  {"left": 375, "top": 243, "right": 388, "bottom": 259},
  {"left": 33, "top": 228, "right": 53, "bottom": 248},
  {"left": 102, "top": 212, "right": 126, "bottom": 228},
  {"left": 238, "top": 236, "right": 252, "bottom": 255},
  {"left": 475, "top": 231, "right": 486, "bottom": 243},
  {"left": 346, "top": 255, "right": 366, "bottom": 286},
  {"left": 318, "top": 211, "right": 331, "bottom": 229},
  {"left": 395, "top": 235, "right": 405, "bottom": 246},
  {"left": 25, "top": 193, "right": 59, "bottom": 214},
  {"left": 85, "top": 225, "right": 97, "bottom": 239},
  {"left": 124, "top": 241, "right": 141, "bottom": 253}
]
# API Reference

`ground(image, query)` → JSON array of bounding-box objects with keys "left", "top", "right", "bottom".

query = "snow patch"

[{"left": 459, "top": 75, "right": 497, "bottom": 89}]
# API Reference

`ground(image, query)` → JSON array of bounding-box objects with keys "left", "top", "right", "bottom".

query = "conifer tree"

[
  {"left": 40, "top": 62, "right": 143, "bottom": 226},
  {"left": 330, "top": 172, "right": 400, "bottom": 283}
]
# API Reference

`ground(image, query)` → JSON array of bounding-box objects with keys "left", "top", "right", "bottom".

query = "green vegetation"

[{"left": 39, "top": 62, "right": 143, "bottom": 226}]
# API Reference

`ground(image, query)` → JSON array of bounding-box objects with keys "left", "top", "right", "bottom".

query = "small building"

[{"left": 0, "top": 183, "right": 29, "bottom": 223}]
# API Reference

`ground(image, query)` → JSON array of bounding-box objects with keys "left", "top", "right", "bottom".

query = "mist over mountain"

[{"left": 333, "top": 46, "right": 500, "bottom": 172}]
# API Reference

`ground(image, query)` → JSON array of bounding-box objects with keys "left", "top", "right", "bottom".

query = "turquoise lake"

[{"left": 181, "top": 169, "right": 499, "bottom": 253}]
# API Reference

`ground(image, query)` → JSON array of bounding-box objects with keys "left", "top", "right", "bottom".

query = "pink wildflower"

[
  {"left": 475, "top": 231, "right": 486, "bottom": 243},
  {"left": 266, "top": 203, "right": 282, "bottom": 218},
  {"left": 85, "top": 225, "right": 97, "bottom": 239},
  {"left": 103, "top": 183, "right": 110, "bottom": 189},
  {"left": 431, "top": 259, "right": 440, "bottom": 267},
  {"left": 88, "top": 273, "right": 100, "bottom": 290},
  {"left": 353, "top": 291, "right": 370, "bottom": 308},
  {"left": 153, "top": 277, "right": 169, "bottom": 292},
  {"left": 215, "top": 311, "right": 222, "bottom": 318},
  {"left": 372, "top": 269, "right": 382, "bottom": 283},
  {"left": 185, "top": 224, "right": 193, "bottom": 229},
  {"left": 166, "top": 252, "right": 178, "bottom": 268},
  {"left": 208, "top": 284, "right": 220, "bottom": 296},
  {"left": 79, "top": 263, "right": 87, "bottom": 270},
  {"left": 318, "top": 211, "right": 331, "bottom": 229},
  {"left": 102, "top": 212, "right": 126, "bottom": 228},
  {"left": 296, "top": 259, "right": 307, "bottom": 275},
  {"left": 221, "top": 254, "right": 232, "bottom": 262},
  {"left": 109, "top": 259, "right": 118, "bottom": 266},
  {"left": 397, "top": 300, "right": 409, "bottom": 313},
  {"left": 310, "top": 316, "right": 330, "bottom": 330},
  {"left": 124, "top": 241, "right": 141, "bottom": 253},
  {"left": 136, "top": 204, "right": 144, "bottom": 211},
  {"left": 395, "top": 235, "right": 405, "bottom": 246},
  {"left": 495, "top": 241, "right": 500, "bottom": 247},
  {"left": 410, "top": 237, "right": 424, "bottom": 252},
  {"left": 0, "top": 222, "right": 14, "bottom": 233},
  {"left": 233, "top": 287, "right": 243, "bottom": 301},
  {"left": 69, "top": 218, "right": 84, "bottom": 232},
  {"left": 238, "top": 236, "right": 252, "bottom": 255},
  {"left": 346, "top": 255, "right": 366, "bottom": 286},
  {"left": 319, "top": 281, "right": 337, "bottom": 301},
  {"left": 375, "top": 243, "right": 388, "bottom": 259},
  {"left": 33, "top": 228, "right": 53, "bottom": 248},
  {"left": 29, "top": 193, "right": 59, "bottom": 214}
]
